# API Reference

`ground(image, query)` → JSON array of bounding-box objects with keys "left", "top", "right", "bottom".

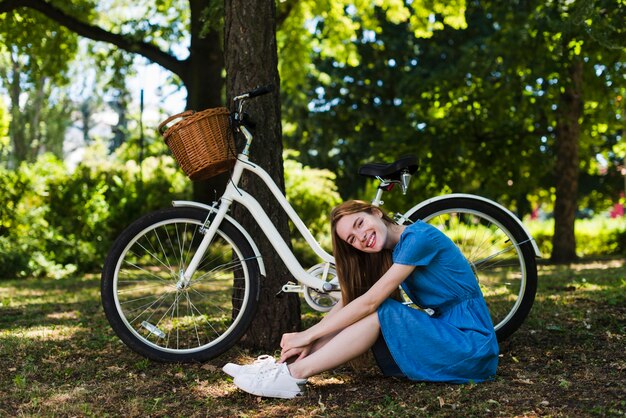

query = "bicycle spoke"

[
  {"left": 105, "top": 208, "right": 261, "bottom": 358},
  {"left": 185, "top": 292, "right": 224, "bottom": 340},
  {"left": 117, "top": 283, "right": 172, "bottom": 295},
  {"left": 193, "top": 256, "right": 259, "bottom": 284},
  {"left": 132, "top": 241, "right": 178, "bottom": 279},
  {"left": 125, "top": 290, "right": 173, "bottom": 326},
  {"left": 120, "top": 259, "right": 173, "bottom": 284},
  {"left": 184, "top": 291, "right": 202, "bottom": 347}
]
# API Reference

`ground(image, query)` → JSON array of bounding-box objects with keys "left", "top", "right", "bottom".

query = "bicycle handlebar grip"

[{"left": 247, "top": 84, "right": 274, "bottom": 98}]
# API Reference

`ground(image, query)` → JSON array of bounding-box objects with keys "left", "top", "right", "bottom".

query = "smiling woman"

[
  {"left": 334, "top": 207, "right": 401, "bottom": 252},
  {"left": 226, "top": 200, "right": 500, "bottom": 399}
]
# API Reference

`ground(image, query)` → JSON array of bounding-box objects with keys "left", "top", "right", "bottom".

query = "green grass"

[
  {"left": 0, "top": 259, "right": 625, "bottom": 417},
  {"left": 526, "top": 217, "right": 626, "bottom": 258}
]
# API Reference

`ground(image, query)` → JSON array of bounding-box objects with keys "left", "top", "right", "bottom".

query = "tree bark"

[
  {"left": 8, "top": 52, "right": 27, "bottom": 165},
  {"left": 224, "top": 0, "right": 300, "bottom": 350},
  {"left": 551, "top": 59, "right": 583, "bottom": 263}
]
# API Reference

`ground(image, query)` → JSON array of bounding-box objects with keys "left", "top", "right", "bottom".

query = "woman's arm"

[
  {"left": 323, "top": 296, "right": 344, "bottom": 318},
  {"left": 281, "top": 263, "right": 414, "bottom": 352}
]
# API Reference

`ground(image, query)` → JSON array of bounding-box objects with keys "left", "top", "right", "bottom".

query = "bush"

[
  {"left": 284, "top": 154, "right": 342, "bottom": 266},
  {"left": 0, "top": 148, "right": 190, "bottom": 279},
  {"left": 0, "top": 149, "right": 343, "bottom": 279}
]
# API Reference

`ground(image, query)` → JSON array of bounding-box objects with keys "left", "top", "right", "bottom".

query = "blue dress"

[{"left": 377, "top": 221, "right": 499, "bottom": 383}]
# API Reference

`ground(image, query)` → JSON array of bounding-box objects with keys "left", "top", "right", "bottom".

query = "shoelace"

[
  {"left": 257, "top": 363, "right": 285, "bottom": 381},
  {"left": 251, "top": 355, "right": 275, "bottom": 368}
]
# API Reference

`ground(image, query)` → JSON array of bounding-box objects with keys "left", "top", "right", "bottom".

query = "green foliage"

[
  {"left": 0, "top": 146, "right": 190, "bottom": 279},
  {"left": 279, "top": 0, "right": 467, "bottom": 123},
  {"left": 284, "top": 151, "right": 342, "bottom": 264},
  {"left": 0, "top": 147, "right": 343, "bottom": 278},
  {"left": 0, "top": 96, "right": 9, "bottom": 158},
  {"left": 284, "top": 151, "right": 342, "bottom": 240},
  {"left": 0, "top": 7, "right": 80, "bottom": 164},
  {"left": 527, "top": 217, "right": 626, "bottom": 259},
  {"left": 283, "top": 0, "right": 626, "bottom": 219}
]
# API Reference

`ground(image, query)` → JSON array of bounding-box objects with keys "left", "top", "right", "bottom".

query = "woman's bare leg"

[{"left": 287, "top": 312, "right": 380, "bottom": 379}]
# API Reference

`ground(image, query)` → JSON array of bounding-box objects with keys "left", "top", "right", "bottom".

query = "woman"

[{"left": 223, "top": 200, "right": 499, "bottom": 399}]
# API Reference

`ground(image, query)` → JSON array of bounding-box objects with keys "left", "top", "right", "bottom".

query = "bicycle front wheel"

[
  {"left": 101, "top": 207, "right": 261, "bottom": 362},
  {"left": 409, "top": 197, "right": 537, "bottom": 341}
]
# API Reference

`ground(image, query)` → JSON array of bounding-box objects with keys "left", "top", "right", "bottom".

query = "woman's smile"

[
  {"left": 335, "top": 211, "right": 390, "bottom": 253},
  {"left": 366, "top": 232, "right": 376, "bottom": 248}
]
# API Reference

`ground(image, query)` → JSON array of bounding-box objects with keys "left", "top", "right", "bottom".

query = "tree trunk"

[
  {"left": 551, "top": 59, "right": 582, "bottom": 263},
  {"left": 8, "top": 53, "right": 27, "bottom": 166},
  {"left": 224, "top": 0, "right": 300, "bottom": 350}
]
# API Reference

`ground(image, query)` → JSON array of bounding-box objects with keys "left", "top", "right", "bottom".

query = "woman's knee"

[{"left": 358, "top": 311, "right": 380, "bottom": 330}]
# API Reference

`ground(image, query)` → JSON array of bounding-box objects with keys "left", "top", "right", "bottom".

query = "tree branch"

[
  {"left": 276, "top": 0, "right": 298, "bottom": 28},
  {"left": 0, "top": 0, "right": 187, "bottom": 79}
]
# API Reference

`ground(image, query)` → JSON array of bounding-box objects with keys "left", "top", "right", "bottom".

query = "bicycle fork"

[{"left": 177, "top": 198, "right": 231, "bottom": 288}]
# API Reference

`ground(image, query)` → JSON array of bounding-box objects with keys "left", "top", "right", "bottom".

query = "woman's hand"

[
  {"left": 279, "top": 344, "right": 311, "bottom": 363},
  {"left": 279, "top": 331, "right": 313, "bottom": 362}
]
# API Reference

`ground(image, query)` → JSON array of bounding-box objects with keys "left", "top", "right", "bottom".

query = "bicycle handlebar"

[
  {"left": 234, "top": 84, "right": 274, "bottom": 102},
  {"left": 248, "top": 85, "right": 274, "bottom": 98}
]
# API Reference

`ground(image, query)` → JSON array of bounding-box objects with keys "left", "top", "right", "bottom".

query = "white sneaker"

[
  {"left": 233, "top": 362, "right": 307, "bottom": 399},
  {"left": 222, "top": 354, "right": 276, "bottom": 378}
]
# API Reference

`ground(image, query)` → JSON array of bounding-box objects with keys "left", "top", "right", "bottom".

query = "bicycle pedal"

[
  {"left": 275, "top": 281, "right": 293, "bottom": 298},
  {"left": 275, "top": 281, "right": 302, "bottom": 298}
]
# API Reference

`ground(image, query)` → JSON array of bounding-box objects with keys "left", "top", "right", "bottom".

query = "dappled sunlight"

[
  {"left": 42, "top": 386, "right": 88, "bottom": 409},
  {"left": 570, "top": 282, "right": 611, "bottom": 293},
  {"left": 308, "top": 375, "right": 348, "bottom": 387},
  {"left": 569, "top": 259, "right": 625, "bottom": 271},
  {"left": 10, "top": 325, "right": 83, "bottom": 341},
  {"left": 538, "top": 281, "right": 612, "bottom": 304},
  {"left": 1, "top": 260, "right": 625, "bottom": 417},
  {"left": 191, "top": 379, "right": 237, "bottom": 398},
  {"left": 46, "top": 310, "right": 80, "bottom": 321},
  {"left": 539, "top": 259, "right": 625, "bottom": 274}
]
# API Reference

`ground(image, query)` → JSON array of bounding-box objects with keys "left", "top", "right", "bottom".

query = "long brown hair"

[{"left": 330, "top": 200, "right": 400, "bottom": 305}]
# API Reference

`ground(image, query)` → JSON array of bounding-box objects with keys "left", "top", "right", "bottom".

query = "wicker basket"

[{"left": 159, "top": 107, "right": 236, "bottom": 181}]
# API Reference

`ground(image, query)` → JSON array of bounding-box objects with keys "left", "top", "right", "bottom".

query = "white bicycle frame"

[
  {"left": 175, "top": 126, "right": 338, "bottom": 297},
  {"left": 171, "top": 106, "right": 541, "bottom": 302}
]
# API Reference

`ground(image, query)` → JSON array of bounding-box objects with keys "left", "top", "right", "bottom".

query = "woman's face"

[{"left": 334, "top": 209, "right": 389, "bottom": 253}]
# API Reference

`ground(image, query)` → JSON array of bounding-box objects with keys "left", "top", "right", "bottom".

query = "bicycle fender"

[
  {"left": 171, "top": 200, "right": 267, "bottom": 275},
  {"left": 400, "top": 193, "right": 542, "bottom": 258}
]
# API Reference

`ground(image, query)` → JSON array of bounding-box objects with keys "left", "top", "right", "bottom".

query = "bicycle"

[{"left": 101, "top": 86, "right": 541, "bottom": 363}]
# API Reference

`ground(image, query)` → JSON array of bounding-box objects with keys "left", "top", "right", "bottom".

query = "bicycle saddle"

[{"left": 358, "top": 156, "right": 418, "bottom": 180}]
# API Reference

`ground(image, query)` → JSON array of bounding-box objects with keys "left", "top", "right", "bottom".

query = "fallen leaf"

[
  {"left": 514, "top": 378, "right": 534, "bottom": 385},
  {"left": 201, "top": 364, "right": 218, "bottom": 372}
]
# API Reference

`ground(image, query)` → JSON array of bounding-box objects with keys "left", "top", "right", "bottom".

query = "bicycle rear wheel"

[
  {"left": 101, "top": 207, "right": 261, "bottom": 362},
  {"left": 409, "top": 197, "right": 537, "bottom": 341}
]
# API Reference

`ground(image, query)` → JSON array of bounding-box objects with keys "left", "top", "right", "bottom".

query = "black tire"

[
  {"left": 101, "top": 207, "right": 261, "bottom": 362},
  {"left": 409, "top": 197, "right": 537, "bottom": 341}
]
